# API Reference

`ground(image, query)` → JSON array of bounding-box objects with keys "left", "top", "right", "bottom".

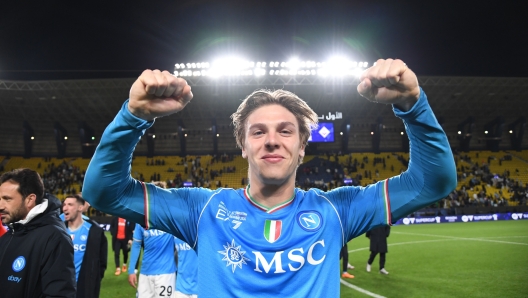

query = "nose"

[{"left": 265, "top": 132, "right": 279, "bottom": 149}]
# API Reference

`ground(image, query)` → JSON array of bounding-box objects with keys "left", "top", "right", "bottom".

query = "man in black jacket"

[
  {"left": 0, "top": 168, "right": 76, "bottom": 298},
  {"left": 366, "top": 225, "right": 391, "bottom": 275},
  {"left": 63, "top": 194, "right": 108, "bottom": 298}
]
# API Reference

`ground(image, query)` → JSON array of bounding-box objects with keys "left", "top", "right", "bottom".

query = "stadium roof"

[{"left": 1, "top": 75, "right": 527, "bottom": 155}]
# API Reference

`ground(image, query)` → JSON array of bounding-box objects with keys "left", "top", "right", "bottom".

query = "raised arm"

[
  {"left": 358, "top": 59, "right": 457, "bottom": 222},
  {"left": 84, "top": 70, "right": 193, "bottom": 224}
]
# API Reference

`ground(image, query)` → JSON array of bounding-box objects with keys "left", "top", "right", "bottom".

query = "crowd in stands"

[
  {"left": 3, "top": 150, "right": 526, "bottom": 220},
  {"left": 40, "top": 160, "right": 84, "bottom": 197}
]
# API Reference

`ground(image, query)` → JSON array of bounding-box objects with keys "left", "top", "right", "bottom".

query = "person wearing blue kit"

[
  {"left": 84, "top": 59, "right": 457, "bottom": 297},
  {"left": 63, "top": 194, "right": 108, "bottom": 298},
  {"left": 128, "top": 223, "right": 178, "bottom": 298},
  {"left": 174, "top": 237, "right": 198, "bottom": 298}
]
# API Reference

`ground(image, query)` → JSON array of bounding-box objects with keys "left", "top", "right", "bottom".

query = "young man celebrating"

[
  {"left": 63, "top": 194, "right": 108, "bottom": 298},
  {"left": 0, "top": 168, "right": 76, "bottom": 298},
  {"left": 84, "top": 59, "right": 457, "bottom": 297}
]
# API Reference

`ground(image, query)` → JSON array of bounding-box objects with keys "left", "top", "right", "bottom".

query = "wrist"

[{"left": 393, "top": 88, "right": 420, "bottom": 112}]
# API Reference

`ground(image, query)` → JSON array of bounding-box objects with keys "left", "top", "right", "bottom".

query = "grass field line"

[
  {"left": 479, "top": 235, "right": 528, "bottom": 239},
  {"left": 392, "top": 231, "right": 528, "bottom": 246},
  {"left": 340, "top": 279, "right": 387, "bottom": 298},
  {"left": 347, "top": 239, "right": 456, "bottom": 254}
]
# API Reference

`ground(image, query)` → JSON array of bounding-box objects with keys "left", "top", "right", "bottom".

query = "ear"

[
  {"left": 25, "top": 194, "right": 37, "bottom": 209},
  {"left": 241, "top": 148, "right": 247, "bottom": 159},
  {"left": 299, "top": 144, "right": 306, "bottom": 158}
]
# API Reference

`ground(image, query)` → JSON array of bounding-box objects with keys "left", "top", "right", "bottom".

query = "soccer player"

[
  {"left": 110, "top": 215, "right": 134, "bottom": 275},
  {"left": 63, "top": 194, "right": 108, "bottom": 298},
  {"left": 84, "top": 59, "right": 457, "bottom": 297},
  {"left": 128, "top": 223, "right": 178, "bottom": 298},
  {"left": 174, "top": 237, "right": 198, "bottom": 298},
  {"left": 0, "top": 168, "right": 76, "bottom": 297}
]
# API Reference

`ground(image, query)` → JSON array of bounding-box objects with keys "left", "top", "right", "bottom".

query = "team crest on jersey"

[
  {"left": 80, "top": 234, "right": 87, "bottom": 241},
  {"left": 12, "top": 256, "right": 26, "bottom": 272},
  {"left": 218, "top": 239, "right": 250, "bottom": 273},
  {"left": 263, "top": 220, "right": 282, "bottom": 243},
  {"left": 297, "top": 211, "right": 323, "bottom": 232}
]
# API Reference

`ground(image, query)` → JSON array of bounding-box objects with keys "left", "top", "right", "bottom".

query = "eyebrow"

[{"left": 248, "top": 121, "right": 297, "bottom": 130}]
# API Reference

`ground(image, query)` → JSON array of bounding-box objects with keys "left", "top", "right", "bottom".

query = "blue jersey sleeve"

[
  {"left": 387, "top": 88, "right": 456, "bottom": 220},
  {"left": 327, "top": 88, "right": 456, "bottom": 242},
  {"left": 128, "top": 224, "right": 143, "bottom": 274},
  {"left": 83, "top": 100, "right": 211, "bottom": 246}
]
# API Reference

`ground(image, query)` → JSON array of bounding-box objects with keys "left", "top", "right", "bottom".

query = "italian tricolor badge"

[{"left": 264, "top": 219, "right": 282, "bottom": 243}]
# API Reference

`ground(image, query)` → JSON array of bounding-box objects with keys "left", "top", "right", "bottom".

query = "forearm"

[
  {"left": 388, "top": 88, "right": 457, "bottom": 220},
  {"left": 128, "top": 240, "right": 142, "bottom": 274},
  {"left": 84, "top": 100, "right": 153, "bottom": 224}
]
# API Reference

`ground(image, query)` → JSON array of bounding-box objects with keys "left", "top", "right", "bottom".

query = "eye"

[{"left": 253, "top": 130, "right": 263, "bottom": 136}]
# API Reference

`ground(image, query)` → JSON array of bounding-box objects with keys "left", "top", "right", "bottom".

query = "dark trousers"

[
  {"left": 114, "top": 239, "right": 129, "bottom": 268},
  {"left": 340, "top": 244, "right": 349, "bottom": 272},
  {"left": 367, "top": 251, "right": 386, "bottom": 269}
]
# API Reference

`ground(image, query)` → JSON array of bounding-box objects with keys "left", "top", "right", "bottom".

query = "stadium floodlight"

[
  {"left": 484, "top": 131, "right": 488, "bottom": 134},
  {"left": 458, "top": 131, "right": 462, "bottom": 134},
  {"left": 254, "top": 68, "right": 265, "bottom": 76},
  {"left": 509, "top": 130, "right": 513, "bottom": 133},
  {"left": 175, "top": 56, "right": 371, "bottom": 77},
  {"left": 287, "top": 58, "right": 300, "bottom": 70}
]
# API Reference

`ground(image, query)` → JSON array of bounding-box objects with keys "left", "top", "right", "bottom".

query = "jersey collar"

[{"left": 244, "top": 184, "right": 295, "bottom": 214}]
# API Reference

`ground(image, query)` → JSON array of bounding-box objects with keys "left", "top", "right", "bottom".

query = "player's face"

[
  {"left": 62, "top": 198, "right": 81, "bottom": 222},
  {"left": 242, "top": 104, "right": 305, "bottom": 186},
  {"left": 0, "top": 181, "right": 30, "bottom": 225}
]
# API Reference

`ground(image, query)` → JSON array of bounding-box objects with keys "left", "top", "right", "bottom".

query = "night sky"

[{"left": 1, "top": 1, "right": 526, "bottom": 80}]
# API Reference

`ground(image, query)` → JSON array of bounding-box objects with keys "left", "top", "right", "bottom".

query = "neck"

[
  {"left": 247, "top": 180, "right": 296, "bottom": 209},
  {"left": 68, "top": 216, "right": 84, "bottom": 230}
]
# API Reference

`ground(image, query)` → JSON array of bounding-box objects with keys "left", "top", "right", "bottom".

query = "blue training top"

[
  {"left": 67, "top": 220, "right": 92, "bottom": 281},
  {"left": 174, "top": 237, "right": 198, "bottom": 295},
  {"left": 84, "top": 88, "right": 456, "bottom": 297},
  {"left": 128, "top": 224, "right": 177, "bottom": 275}
]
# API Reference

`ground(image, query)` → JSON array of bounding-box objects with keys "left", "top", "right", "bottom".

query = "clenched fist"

[
  {"left": 357, "top": 59, "right": 420, "bottom": 111},
  {"left": 128, "top": 69, "right": 193, "bottom": 121}
]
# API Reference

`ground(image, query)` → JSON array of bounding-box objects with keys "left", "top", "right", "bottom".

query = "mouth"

[{"left": 262, "top": 154, "right": 284, "bottom": 163}]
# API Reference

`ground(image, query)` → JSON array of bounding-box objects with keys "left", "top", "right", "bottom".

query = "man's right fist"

[{"left": 128, "top": 69, "right": 193, "bottom": 121}]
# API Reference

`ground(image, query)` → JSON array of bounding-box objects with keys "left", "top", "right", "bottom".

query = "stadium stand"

[{"left": 1, "top": 76, "right": 527, "bottom": 218}]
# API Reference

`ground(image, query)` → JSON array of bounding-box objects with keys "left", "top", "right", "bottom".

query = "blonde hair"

[{"left": 231, "top": 89, "right": 318, "bottom": 154}]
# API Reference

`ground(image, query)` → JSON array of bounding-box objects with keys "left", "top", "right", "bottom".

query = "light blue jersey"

[
  {"left": 84, "top": 89, "right": 457, "bottom": 297},
  {"left": 174, "top": 238, "right": 198, "bottom": 295},
  {"left": 129, "top": 224, "right": 177, "bottom": 275},
  {"left": 67, "top": 220, "right": 92, "bottom": 281}
]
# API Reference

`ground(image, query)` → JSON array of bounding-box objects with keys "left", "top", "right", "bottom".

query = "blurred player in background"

[
  {"left": 110, "top": 215, "right": 134, "bottom": 275},
  {"left": 174, "top": 237, "right": 198, "bottom": 298},
  {"left": 128, "top": 223, "right": 178, "bottom": 298},
  {"left": 63, "top": 194, "right": 108, "bottom": 297}
]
